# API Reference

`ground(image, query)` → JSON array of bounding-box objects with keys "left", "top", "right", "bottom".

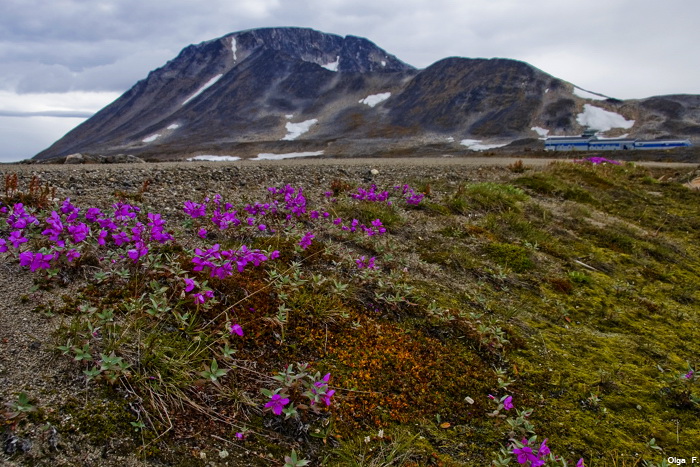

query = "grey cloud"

[
  {"left": 0, "top": 110, "right": 94, "bottom": 118},
  {"left": 1, "top": 0, "right": 700, "bottom": 99}
]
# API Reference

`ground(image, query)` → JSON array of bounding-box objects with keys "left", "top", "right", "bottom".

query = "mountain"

[{"left": 34, "top": 27, "right": 700, "bottom": 161}]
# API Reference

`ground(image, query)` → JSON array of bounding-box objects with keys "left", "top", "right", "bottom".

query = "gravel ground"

[{"left": 0, "top": 157, "right": 697, "bottom": 465}]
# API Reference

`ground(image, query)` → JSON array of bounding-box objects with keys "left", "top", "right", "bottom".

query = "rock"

[
  {"left": 686, "top": 176, "right": 700, "bottom": 190},
  {"left": 64, "top": 153, "right": 84, "bottom": 164},
  {"left": 103, "top": 154, "right": 146, "bottom": 164},
  {"left": 3, "top": 433, "right": 32, "bottom": 455}
]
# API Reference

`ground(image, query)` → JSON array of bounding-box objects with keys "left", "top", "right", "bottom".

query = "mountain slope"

[{"left": 34, "top": 27, "right": 700, "bottom": 160}]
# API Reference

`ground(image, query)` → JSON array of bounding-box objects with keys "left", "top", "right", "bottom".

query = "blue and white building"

[{"left": 545, "top": 134, "right": 692, "bottom": 151}]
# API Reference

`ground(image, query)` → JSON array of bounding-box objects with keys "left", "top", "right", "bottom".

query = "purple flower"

[
  {"left": 67, "top": 223, "right": 90, "bottom": 243},
  {"left": 537, "top": 438, "right": 550, "bottom": 457},
  {"left": 577, "top": 459, "right": 585, "bottom": 467},
  {"left": 503, "top": 395, "right": 514, "bottom": 411},
  {"left": 512, "top": 444, "right": 545, "bottom": 466},
  {"left": 684, "top": 370, "right": 694, "bottom": 379},
  {"left": 585, "top": 156, "right": 621, "bottom": 165},
  {"left": 18, "top": 251, "right": 33, "bottom": 267},
  {"left": 0, "top": 239, "right": 7, "bottom": 253},
  {"left": 193, "top": 290, "right": 213, "bottom": 304},
  {"left": 60, "top": 198, "right": 76, "bottom": 215},
  {"left": 85, "top": 207, "right": 102, "bottom": 222},
  {"left": 112, "top": 231, "right": 130, "bottom": 246},
  {"left": 235, "top": 432, "right": 246, "bottom": 440},
  {"left": 258, "top": 224, "right": 266, "bottom": 231},
  {"left": 183, "top": 277, "right": 196, "bottom": 292},
  {"left": 65, "top": 249, "right": 81, "bottom": 262},
  {"left": 183, "top": 200, "right": 206, "bottom": 218},
  {"left": 323, "top": 389, "right": 335, "bottom": 406},
  {"left": 30, "top": 252, "right": 53, "bottom": 272},
  {"left": 229, "top": 323, "right": 243, "bottom": 336},
  {"left": 127, "top": 242, "right": 149, "bottom": 262},
  {"left": 8, "top": 230, "right": 28, "bottom": 248},
  {"left": 355, "top": 256, "right": 377, "bottom": 269},
  {"left": 299, "top": 232, "right": 314, "bottom": 250},
  {"left": 264, "top": 393, "right": 290, "bottom": 416},
  {"left": 96, "top": 229, "right": 108, "bottom": 246},
  {"left": 197, "top": 228, "right": 208, "bottom": 239}
]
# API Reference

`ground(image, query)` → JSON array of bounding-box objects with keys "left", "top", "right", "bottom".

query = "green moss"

[
  {"left": 484, "top": 242, "right": 534, "bottom": 272},
  {"left": 58, "top": 393, "right": 137, "bottom": 448},
  {"left": 447, "top": 182, "right": 529, "bottom": 214}
]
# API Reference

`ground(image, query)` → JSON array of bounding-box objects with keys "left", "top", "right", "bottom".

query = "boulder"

[{"left": 64, "top": 153, "right": 84, "bottom": 164}]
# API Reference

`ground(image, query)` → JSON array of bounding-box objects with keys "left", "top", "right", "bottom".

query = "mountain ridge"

[{"left": 34, "top": 27, "right": 700, "bottom": 160}]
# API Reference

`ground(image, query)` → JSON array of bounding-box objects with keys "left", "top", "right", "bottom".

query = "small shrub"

[{"left": 507, "top": 159, "right": 527, "bottom": 173}]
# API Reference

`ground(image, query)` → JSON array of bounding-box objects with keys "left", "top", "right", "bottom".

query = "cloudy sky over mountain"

[{"left": 1, "top": 0, "right": 698, "bottom": 161}]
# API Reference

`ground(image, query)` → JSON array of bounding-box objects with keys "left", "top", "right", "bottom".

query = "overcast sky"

[{"left": 1, "top": 0, "right": 698, "bottom": 162}]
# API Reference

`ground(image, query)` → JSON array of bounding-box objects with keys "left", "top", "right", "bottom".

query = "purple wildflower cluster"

[
  {"left": 394, "top": 184, "right": 425, "bottom": 205},
  {"left": 308, "top": 372, "right": 335, "bottom": 407},
  {"left": 332, "top": 217, "right": 386, "bottom": 236},
  {"left": 192, "top": 244, "right": 277, "bottom": 279},
  {"left": 263, "top": 366, "right": 336, "bottom": 418},
  {"left": 0, "top": 199, "right": 174, "bottom": 272},
  {"left": 576, "top": 156, "right": 621, "bottom": 166},
  {"left": 182, "top": 185, "right": 388, "bottom": 240},
  {"left": 355, "top": 255, "right": 377, "bottom": 269},
  {"left": 349, "top": 183, "right": 425, "bottom": 206},
  {"left": 351, "top": 185, "right": 390, "bottom": 203},
  {"left": 492, "top": 395, "right": 585, "bottom": 467},
  {"left": 298, "top": 232, "right": 314, "bottom": 250},
  {"left": 186, "top": 243, "right": 278, "bottom": 305}
]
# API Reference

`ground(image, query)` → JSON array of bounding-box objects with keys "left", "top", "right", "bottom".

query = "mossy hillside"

[{"left": 2, "top": 161, "right": 699, "bottom": 465}]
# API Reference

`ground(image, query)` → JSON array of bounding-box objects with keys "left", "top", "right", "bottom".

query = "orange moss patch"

[{"left": 326, "top": 315, "right": 493, "bottom": 432}]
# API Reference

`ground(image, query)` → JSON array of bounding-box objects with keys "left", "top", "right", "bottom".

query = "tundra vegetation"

[{"left": 1, "top": 159, "right": 698, "bottom": 466}]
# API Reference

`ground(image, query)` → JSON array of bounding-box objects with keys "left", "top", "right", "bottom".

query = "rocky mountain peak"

[{"left": 220, "top": 27, "right": 413, "bottom": 73}]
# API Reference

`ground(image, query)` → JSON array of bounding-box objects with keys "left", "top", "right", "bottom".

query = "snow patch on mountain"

[
  {"left": 142, "top": 134, "right": 161, "bottom": 143},
  {"left": 282, "top": 119, "right": 318, "bottom": 140},
  {"left": 531, "top": 126, "right": 549, "bottom": 138},
  {"left": 182, "top": 74, "right": 223, "bottom": 106},
  {"left": 253, "top": 151, "right": 324, "bottom": 161},
  {"left": 460, "top": 139, "right": 508, "bottom": 151},
  {"left": 187, "top": 155, "right": 240, "bottom": 162},
  {"left": 576, "top": 104, "right": 635, "bottom": 132},
  {"left": 167, "top": 123, "right": 180, "bottom": 130},
  {"left": 230, "top": 37, "right": 237, "bottom": 61},
  {"left": 322, "top": 56, "right": 340, "bottom": 72},
  {"left": 359, "top": 92, "right": 391, "bottom": 107}
]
